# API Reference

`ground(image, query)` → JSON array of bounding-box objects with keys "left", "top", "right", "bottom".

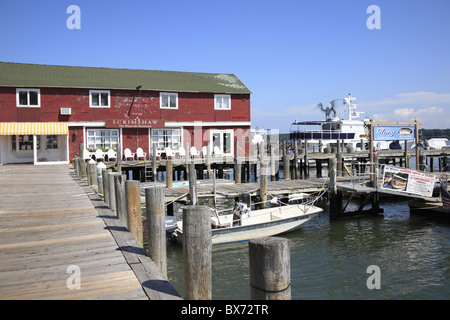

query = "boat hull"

[{"left": 174, "top": 205, "right": 322, "bottom": 245}]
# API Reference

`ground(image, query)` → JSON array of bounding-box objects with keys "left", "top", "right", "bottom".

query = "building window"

[
  {"left": 89, "top": 90, "right": 110, "bottom": 108},
  {"left": 160, "top": 93, "right": 178, "bottom": 109},
  {"left": 46, "top": 135, "right": 58, "bottom": 149},
  {"left": 16, "top": 89, "right": 40, "bottom": 107},
  {"left": 11, "top": 135, "right": 34, "bottom": 151},
  {"left": 151, "top": 129, "right": 181, "bottom": 149},
  {"left": 214, "top": 94, "right": 231, "bottom": 110},
  {"left": 87, "top": 129, "right": 119, "bottom": 150}
]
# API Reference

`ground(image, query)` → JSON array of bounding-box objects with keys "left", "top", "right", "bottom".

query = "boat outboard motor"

[{"left": 232, "top": 202, "right": 250, "bottom": 226}]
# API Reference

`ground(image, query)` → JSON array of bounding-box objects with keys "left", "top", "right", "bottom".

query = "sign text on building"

[{"left": 105, "top": 119, "right": 165, "bottom": 128}]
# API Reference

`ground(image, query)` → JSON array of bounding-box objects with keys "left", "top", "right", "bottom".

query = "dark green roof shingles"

[{"left": 0, "top": 62, "right": 251, "bottom": 94}]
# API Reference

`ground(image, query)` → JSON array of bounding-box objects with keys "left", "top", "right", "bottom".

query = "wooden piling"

[
  {"left": 108, "top": 172, "right": 119, "bottom": 213},
  {"left": 88, "top": 162, "right": 96, "bottom": 186},
  {"left": 74, "top": 157, "right": 80, "bottom": 178},
  {"left": 102, "top": 169, "right": 110, "bottom": 206},
  {"left": 249, "top": 237, "right": 291, "bottom": 300},
  {"left": 166, "top": 159, "right": 173, "bottom": 188},
  {"left": 96, "top": 165, "right": 104, "bottom": 196},
  {"left": 183, "top": 205, "right": 212, "bottom": 300},
  {"left": 126, "top": 180, "right": 143, "bottom": 247},
  {"left": 283, "top": 142, "right": 290, "bottom": 181},
  {"left": 234, "top": 140, "right": 241, "bottom": 184},
  {"left": 293, "top": 140, "right": 299, "bottom": 180},
  {"left": 145, "top": 187, "right": 167, "bottom": 277},
  {"left": 152, "top": 143, "right": 157, "bottom": 182},
  {"left": 304, "top": 140, "right": 309, "bottom": 179},
  {"left": 206, "top": 142, "right": 212, "bottom": 179},
  {"left": 329, "top": 156, "right": 338, "bottom": 220},
  {"left": 259, "top": 161, "right": 268, "bottom": 209},
  {"left": 188, "top": 162, "right": 197, "bottom": 205},
  {"left": 419, "top": 150, "right": 427, "bottom": 171},
  {"left": 114, "top": 173, "right": 127, "bottom": 227},
  {"left": 79, "top": 158, "right": 87, "bottom": 179}
]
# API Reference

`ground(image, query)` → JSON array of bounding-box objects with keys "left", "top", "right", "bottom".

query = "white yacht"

[{"left": 290, "top": 94, "right": 370, "bottom": 151}]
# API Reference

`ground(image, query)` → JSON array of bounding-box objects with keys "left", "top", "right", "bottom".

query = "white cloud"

[
  {"left": 364, "top": 92, "right": 450, "bottom": 128},
  {"left": 393, "top": 108, "right": 414, "bottom": 117}
]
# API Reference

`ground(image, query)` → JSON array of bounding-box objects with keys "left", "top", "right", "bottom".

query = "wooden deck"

[
  {"left": 0, "top": 165, "right": 180, "bottom": 300},
  {"left": 141, "top": 177, "right": 330, "bottom": 201}
]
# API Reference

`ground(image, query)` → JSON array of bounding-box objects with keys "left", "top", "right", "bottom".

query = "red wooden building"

[{"left": 0, "top": 62, "right": 251, "bottom": 165}]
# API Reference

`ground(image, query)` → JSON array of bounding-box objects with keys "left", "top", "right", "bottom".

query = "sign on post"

[
  {"left": 381, "top": 166, "right": 436, "bottom": 197},
  {"left": 373, "top": 126, "right": 415, "bottom": 141}
]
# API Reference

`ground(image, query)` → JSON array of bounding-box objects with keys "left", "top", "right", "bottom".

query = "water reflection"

[{"left": 166, "top": 196, "right": 450, "bottom": 300}]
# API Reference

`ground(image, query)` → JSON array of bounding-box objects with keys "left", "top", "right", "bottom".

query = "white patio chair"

[
  {"left": 202, "top": 146, "right": 208, "bottom": 158},
  {"left": 83, "top": 148, "right": 92, "bottom": 161},
  {"left": 190, "top": 146, "right": 200, "bottom": 158},
  {"left": 164, "top": 147, "right": 175, "bottom": 159},
  {"left": 123, "top": 148, "right": 135, "bottom": 161},
  {"left": 107, "top": 149, "right": 117, "bottom": 162},
  {"left": 95, "top": 149, "right": 105, "bottom": 162},
  {"left": 213, "top": 146, "right": 223, "bottom": 157},
  {"left": 178, "top": 146, "right": 186, "bottom": 159},
  {"left": 136, "top": 147, "right": 147, "bottom": 160}
]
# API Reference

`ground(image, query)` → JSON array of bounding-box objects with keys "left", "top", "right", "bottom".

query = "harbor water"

[{"left": 165, "top": 157, "right": 450, "bottom": 300}]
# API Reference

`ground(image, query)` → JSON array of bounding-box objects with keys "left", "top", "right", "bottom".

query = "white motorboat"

[{"left": 173, "top": 196, "right": 323, "bottom": 245}]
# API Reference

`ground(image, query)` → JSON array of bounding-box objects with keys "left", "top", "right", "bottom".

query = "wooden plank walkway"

[{"left": 0, "top": 164, "right": 180, "bottom": 300}]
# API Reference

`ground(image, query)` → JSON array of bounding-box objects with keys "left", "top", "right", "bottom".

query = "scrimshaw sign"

[{"left": 105, "top": 119, "right": 165, "bottom": 128}]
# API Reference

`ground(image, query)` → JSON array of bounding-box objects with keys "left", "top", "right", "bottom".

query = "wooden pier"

[{"left": 0, "top": 164, "right": 180, "bottom": 300}]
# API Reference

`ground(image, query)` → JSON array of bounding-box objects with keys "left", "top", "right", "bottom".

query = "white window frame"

[
  {"left": 86, "top": 129, "right": 119, "bottom": 150},
  {"left": 214, "top": 94, "right": 231, "bottom": 110},
  {"left": 210, "top": 129, "right": 234, "bottom": 156},
  {"left": 160, "top": 92, "right": 178, "bottom": 109},
  {"left": 89, "top": 90, "right": 111, "bottom": 108},
  {"left": 151, "top": 128, "right": 181, "bottom": 149},
  {"left": 16, "top": 88, "right": 41, "bottom": 108}
]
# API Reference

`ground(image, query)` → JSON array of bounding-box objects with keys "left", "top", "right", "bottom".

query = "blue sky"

[{"left": 1, "top": 0, "right": 449, "bottom": 132}]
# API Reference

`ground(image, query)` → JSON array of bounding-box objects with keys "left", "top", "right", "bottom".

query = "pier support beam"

[
  {"left": 114, "top": 174, "right": 127, "bottom": 227},
  {"left": 183, "top": 205, "right": 212, "bottom": 300},
  {"left": 249, "top": 237, "right": 291, "bottom": 300},
  {"left": 188, "top": 162, "right": 197, "bottom": 205},
  {"left": 329, "top": 156, "right": 339, "bottom": 220},
  {"left": 259, "top": 161, "right": 268, "bottom": 209},
  {"left": 126, "top": 180, "right": 143, "bottom": 246},
  {"left": 146, "top": 187, "right": 167, "bottom": 277}
]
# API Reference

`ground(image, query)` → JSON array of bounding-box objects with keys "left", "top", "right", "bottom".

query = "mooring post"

[
  {"left": 293, "top": 140, "right": 299, "bottom": 180},
  {"left": 249, "top": 237, "right": 291, "bottom": 300},
  {"left": 183, "top": 205, "right": 212, "bottom": 300},
  {"left": 283, "top": 142, "right": 290, "bottom": 180},
  {"left": 108, "top": 172, "right": 119, "bottom": 214},
  {"left": 114, "top": 173, "right": 127, "bottom": 226},
  {"left": 145, "top": 187, "right": 167, "bottom": 277},
  {"left": 419, "top": 150, "right": 427, "bottom": 171},
  {"left": 96, "top": 162, "right": 105, "bottom": 195},
  {"left": 152, "top": 143, "right": 157, "bottom": 182},
  {"left": 206, "top": 142, "right": 212, "bottom": 179},
  {"left": 125, "top": 180, "right": 143, "bottom": 246},
  {"left": 329, "top": 156, "right": 338, "bottom": 220},
  {"left": 234, "top": 139, "right": 241, "bottom": 184},
  {"left": 337, "top": 139, "right": 342, "bottom": 177},
  {"left": 259, "top": 161, "right": 268, "bottom": 209},
  {"left": 188, "top": 162, "right": 197, "bottom": 205},
  {"left": 73, "top": 157, "right": 80, "bottom": 177},
  {"left": 166, "top": 158, "right": 173, "bottom": 188},
  {"left": 102, "top": 169, "right": 111, "bottom": 206},
  {"left": 88, "top": 161, "right": 96, "bottom": 186}
]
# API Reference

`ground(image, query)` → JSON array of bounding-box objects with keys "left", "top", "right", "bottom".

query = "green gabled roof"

[{"left": 0, "top": 62, "right": 252, "bottom": 94}]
